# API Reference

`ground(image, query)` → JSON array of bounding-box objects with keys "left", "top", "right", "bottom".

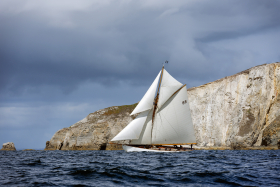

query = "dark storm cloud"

[
  {"left": 1, "top": 0, "right": 279, "bottom": 97},
  {"left": 0, "top": 5, "right": 163, "bottom": 94},
  {"left": 194, "top": 1, "right": 280, "bottom": 43}
]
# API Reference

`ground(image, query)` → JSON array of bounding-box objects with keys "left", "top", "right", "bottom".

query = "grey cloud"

[{"left": 1, "top": 0, "right": 279, "bottom": 96}]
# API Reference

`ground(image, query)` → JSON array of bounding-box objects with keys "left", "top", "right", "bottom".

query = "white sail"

[
  {"left": 157, "top": 69, "right": 183, "bottom": 109},
  {"left": 130, "top": 71, "right": 162, "bottom": 115},
  {"left": 111, "top": 110, "right": 149, "bottom": 141},
  {"left": 130, "top": 109, "right": 153, "bottom": 144},
  {"left": 152, "top": 86, "right": 196, "bottom": 144}
]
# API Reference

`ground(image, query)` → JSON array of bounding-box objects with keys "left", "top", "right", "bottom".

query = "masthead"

[{"left": 163, "top": 60, "right": 169, "bottom": 67}]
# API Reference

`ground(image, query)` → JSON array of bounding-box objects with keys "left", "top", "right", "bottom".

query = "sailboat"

[{"left": 110, "top": 65, "right": 196, "bottom": 152}]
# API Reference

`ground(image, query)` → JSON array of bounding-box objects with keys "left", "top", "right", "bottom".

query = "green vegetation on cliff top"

[{"left": 103, "top": 103, "right": 138, "bottom": 116}]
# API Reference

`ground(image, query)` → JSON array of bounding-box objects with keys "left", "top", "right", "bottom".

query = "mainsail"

[
  {"left": 152, "top": 85, "right": 196, "bottom": 144},
  {"left": 111, "top": 67, "right": 196, "bottom": 145}
]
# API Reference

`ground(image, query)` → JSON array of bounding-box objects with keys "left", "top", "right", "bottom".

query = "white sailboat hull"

[{"left": 122, "top": 145, "right": 190, "bottom": 152}]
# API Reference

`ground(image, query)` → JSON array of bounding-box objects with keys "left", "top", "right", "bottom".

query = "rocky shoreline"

[{"left": 44, "top": 104, "right": 136, "bottom": 151}]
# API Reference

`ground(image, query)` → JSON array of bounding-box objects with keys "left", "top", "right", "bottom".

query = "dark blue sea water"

[{"left": 0, "top": 150, "right": 280, "bottom": 187}]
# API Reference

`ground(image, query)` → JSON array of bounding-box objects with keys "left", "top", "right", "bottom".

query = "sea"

[{"left": 0, "top": 150, "right": 279, "bottom": 187}]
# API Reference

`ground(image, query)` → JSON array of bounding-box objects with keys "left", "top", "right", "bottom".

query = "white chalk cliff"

[{"left": 188, "top": 62, "right": 280, "bottom": 147}]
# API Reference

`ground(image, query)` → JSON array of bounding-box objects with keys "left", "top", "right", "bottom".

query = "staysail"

[
  {"left": 130, "top": 109, "right": 153, "bottom": 144},
  {"left": 111, "top": 110, "right": 150, "bottom": 141}
]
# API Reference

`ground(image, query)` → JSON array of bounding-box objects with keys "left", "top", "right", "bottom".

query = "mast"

[
  {"left": 151, "top": 65, "right": 164, "bottom": 142},
  {"left": 152, "top": 65, "right": 164, "bottom": 122}
]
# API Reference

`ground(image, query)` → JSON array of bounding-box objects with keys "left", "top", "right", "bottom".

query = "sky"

[{"left": 1, "top": 0, "right": 280, "bottom": 150}]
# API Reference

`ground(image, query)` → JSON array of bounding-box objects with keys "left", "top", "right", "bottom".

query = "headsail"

[
  {"left": 130, "top": 109, "right": 153, "bottom": 144},
  {"left": 130, "top": 71, "right": 162, "bottom": 115},
  {"left": 111, "top": 110, "right": 150, "bottom": 141}
]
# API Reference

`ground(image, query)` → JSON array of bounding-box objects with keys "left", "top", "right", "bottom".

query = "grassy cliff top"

[
  {"left": 103, "top": 103, "right": 138, "bottom": 116},
  {"left": 86, "top": 103, "right": 138, "bottom": 123}
]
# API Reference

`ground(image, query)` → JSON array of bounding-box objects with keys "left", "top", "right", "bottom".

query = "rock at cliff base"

[
  {"left": 1, "top": 142, "right": 16, "bottom": 151},
  {"left": 106, "top": 143, "right": 123, "bottom": 150}
]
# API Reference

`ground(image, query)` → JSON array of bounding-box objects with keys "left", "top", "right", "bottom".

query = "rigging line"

[{"left": 168, "top": 84, "right": 186, "bottom": 101}]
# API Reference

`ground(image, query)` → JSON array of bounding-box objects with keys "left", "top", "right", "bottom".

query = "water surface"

[{"left": 0, "top": 150, "right": 279, "bottom": 186}]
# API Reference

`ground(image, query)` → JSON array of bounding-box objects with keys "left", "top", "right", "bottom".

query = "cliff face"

[
  {"left": 45, "top": 63, "right": 280, "bottom": 150},
  {"left": 188, "top": 62, "right": 280, "bottom": 147},
  {"left": 45, "top": 104, "right": 136, "bottom": 150}
]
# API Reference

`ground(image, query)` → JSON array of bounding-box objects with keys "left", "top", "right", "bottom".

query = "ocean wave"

[{"left": 0, "top": 150, "right": 280, "bottom": 186}]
